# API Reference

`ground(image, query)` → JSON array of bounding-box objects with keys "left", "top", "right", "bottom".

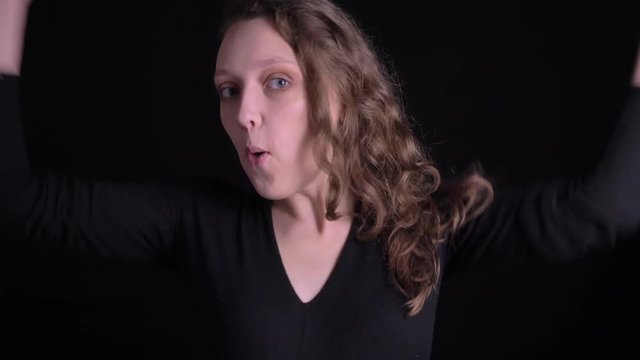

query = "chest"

[
  {"left": 272, "top": 220, "right": 352, "bottom": 303},
  {"left": 181, "top": 198, "right": 440, "bottom": 359}
]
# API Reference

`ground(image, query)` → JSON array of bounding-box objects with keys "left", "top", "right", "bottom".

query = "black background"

[{"left": 3, "top": 0, "right": 639, "bottom": 359}]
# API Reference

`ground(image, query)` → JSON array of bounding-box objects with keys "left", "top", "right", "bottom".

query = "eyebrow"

[
  {"left": 214, "top": 56, "right": 297, "bottom": 78},
  {"left": 256, "top": 56, "right": 296, "bottom": 67}
]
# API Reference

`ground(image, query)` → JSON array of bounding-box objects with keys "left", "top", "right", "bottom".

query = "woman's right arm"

[
  {"left": 1, "top": 1, "right": 180, "bottom": 265},
  {"left": 0, "top": 74, "right": 181, "bottom": 264},
  {"left": 0, "top": 0, "right": 30, "bottom": 195}
]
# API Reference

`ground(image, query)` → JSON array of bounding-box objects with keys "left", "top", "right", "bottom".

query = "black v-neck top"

[{"left": 2, "top": 74, "right": 639, "bottom": 359}]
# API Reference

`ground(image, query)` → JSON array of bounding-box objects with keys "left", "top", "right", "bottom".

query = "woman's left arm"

[
  {"left": 448, "top": 44, "right": 640, "bottom": 268},
  {"left": 582, "top": 44, "right": 640, "bottom": 233}
]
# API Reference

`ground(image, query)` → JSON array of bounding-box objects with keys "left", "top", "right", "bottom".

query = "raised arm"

[
  {"left": 585, "top": 45, "right": 640, "bottom": 231},
  {"left": 448, "top": 44, "right": 640, "bottom": 269},
  {"left": 0, "top": 0, "right": 30, "bottom": 75},
  {"left": 0, "top": 1, "right": 181, "bottom": 264},
  {"left": 1, "top": 0, "right": 32, "bottom": 200}
]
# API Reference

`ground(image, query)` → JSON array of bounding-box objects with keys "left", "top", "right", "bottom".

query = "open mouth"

[
  {"left": 249, "top": 151, "right": 267, "bottom": 161},
  {"left": 247, "top": 148, "right": 270, "bottom": 165}
]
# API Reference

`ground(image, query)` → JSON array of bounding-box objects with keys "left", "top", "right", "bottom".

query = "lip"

[
  {"left": 246, "top": 144, "right": 268, "bottom": 155},
  {"left": 246, "top": 150, "right": 270, "bottom": 167},
  {"left": 245, "top": 144, "right": 271, "bottom": 168}
]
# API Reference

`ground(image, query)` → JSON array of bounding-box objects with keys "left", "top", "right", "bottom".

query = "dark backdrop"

[{"left": 2, "top": 0, "right": 639, "bottom": 359}]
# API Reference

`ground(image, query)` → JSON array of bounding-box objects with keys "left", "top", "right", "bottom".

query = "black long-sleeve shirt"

[{"left": 1, "top": 73, "right": 639, "bottom": 359}]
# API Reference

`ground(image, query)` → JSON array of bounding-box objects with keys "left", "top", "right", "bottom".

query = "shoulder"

[
  {"left": 158, "top": 176, "right": 251, "bottom": 207},
  {"left": 157, "top": 176, "right": 266, "bottom": 223}
]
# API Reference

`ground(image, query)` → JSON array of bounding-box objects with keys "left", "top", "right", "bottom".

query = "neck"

[{"left": 272, "top": 175, "right": 354, "bottom": 236}]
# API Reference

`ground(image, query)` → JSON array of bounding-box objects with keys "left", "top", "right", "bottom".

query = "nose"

[{"left": 237, "top": 87, "right": 262, "bottom": 130}]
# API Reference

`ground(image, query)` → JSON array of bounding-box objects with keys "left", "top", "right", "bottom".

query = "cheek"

[
  {"left": 219, "top": 103, "right": 233, "bottom": 131},
  {"left": 219, "top": 106, "right": 242, "bottom": 151},
  {"left": 273, "top": 96, "right": 309, "bottom": 137},
  {"left": 279, "top": 118, "right": 317, "bottom": 175}
]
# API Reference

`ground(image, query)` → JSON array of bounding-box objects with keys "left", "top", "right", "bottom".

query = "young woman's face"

[{"left": 214, "top": 17, "right": 324, "bottom": 200}]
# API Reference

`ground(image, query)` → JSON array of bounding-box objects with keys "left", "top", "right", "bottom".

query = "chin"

[
  {"left": 250, "top": 180, "right": 290, "bottom": 201},
  {"left": 254, "top": 188, "right": 290, "bottom": 201}
]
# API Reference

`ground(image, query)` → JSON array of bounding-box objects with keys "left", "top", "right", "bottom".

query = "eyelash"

[
  {"left": 266, "top": 77, "right": 290, "bottom": 90},
  {"left": 217, "top": 76, "right": 291, "bottom": 99},
  {"left": 219, "top": 86, "right": 238, "bottom": 98}
]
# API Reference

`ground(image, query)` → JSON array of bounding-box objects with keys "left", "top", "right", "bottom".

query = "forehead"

[{"left": 215, "top": 17, "right": 299, "bottom": 73}]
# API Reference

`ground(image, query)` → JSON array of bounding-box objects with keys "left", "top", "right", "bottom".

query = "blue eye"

[
  {"left": 266, "top": 77, "right": 290, "bottom": 89},
  {"left": 219, "top": 87, "right": 239, "bottom": 98}
]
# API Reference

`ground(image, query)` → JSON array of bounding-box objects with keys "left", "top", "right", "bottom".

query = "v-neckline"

[{"left": 264, "top": 200, "right": 356, "bottom": 307}]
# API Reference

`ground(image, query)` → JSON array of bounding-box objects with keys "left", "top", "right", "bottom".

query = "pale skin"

[
  {"left": 3, "top": 6, "right": 640, "bottom": 303},
  {"left": 215, "top": 18, "right": 354, "bottom": 302},
  {"left": 0, "top": 0, "right": 31, "bottom": 75}
]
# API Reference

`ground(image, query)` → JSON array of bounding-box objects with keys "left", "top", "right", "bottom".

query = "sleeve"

[
  {"left": 447, "top": 87, "right": 640, "bottom": 269},
  {"left": 0, "top": 74, "right": 180, "bottom": 266}
]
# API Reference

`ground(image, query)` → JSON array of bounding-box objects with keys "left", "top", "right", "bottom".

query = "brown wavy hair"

[{"left": 219, "top": 0, "right": 494, "bottom": 316}]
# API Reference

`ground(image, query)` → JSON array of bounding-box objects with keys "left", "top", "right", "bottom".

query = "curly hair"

[{"left": 219, "top": 0, "right": 494, "bottom": 316}]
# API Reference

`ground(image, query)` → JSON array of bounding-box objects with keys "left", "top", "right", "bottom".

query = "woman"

[{"left": 2, "top": 0, "right": 639, "bottom": 359}]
